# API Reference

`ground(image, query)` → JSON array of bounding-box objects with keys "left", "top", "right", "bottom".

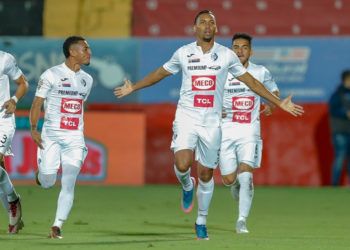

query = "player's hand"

[
  {"left": 114, "top": 79, "right": 134, "bottom": 98},
  {"left": 260, "top": 103, "right": 276, "bottom": 116},
  {"left": 1, "top": 99, "right": 16, "bottom": 115},
  {"left": 279, "top": 95, "right": 304, "bottom": 117},
  {"left": 30, "top": 129, "right": 44, "bottom": 149}
]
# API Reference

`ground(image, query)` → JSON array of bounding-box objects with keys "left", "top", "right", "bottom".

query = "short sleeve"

[
  {"left": 163, "top": 48, "right": 182, "bottom": 75},
  {"left": 263, "top": 67, "right": 279, "bottom": 92},
  {"left": 35, "top": 71, "right": 53, "bottom": 99},
  {"left": 227, "top": 50, "right": 247, "bottom": 78},
  {"left": 3, "top": 53, "right": 22, "bottom": 80},
  {"left": 84, "top": 75, "right": 93, "bottom": 101}
]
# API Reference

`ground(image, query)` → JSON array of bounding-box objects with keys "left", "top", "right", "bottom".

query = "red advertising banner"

[{"left": 6, "top": 111, "right": 146, "bottom": 185}]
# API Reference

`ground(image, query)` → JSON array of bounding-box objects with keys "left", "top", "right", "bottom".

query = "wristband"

[{"left": 11, "top": 96, "right": 18, "bottom": 103}]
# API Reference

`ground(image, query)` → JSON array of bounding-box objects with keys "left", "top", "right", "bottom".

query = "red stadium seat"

[{"left": 132, "top": 0, "right": 350, "bottom": 36}]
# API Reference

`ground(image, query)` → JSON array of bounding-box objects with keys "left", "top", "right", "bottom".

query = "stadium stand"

[
  {"left": 43, "top": 0, "right": 132, "bottom": 37},
  {"left": 0, "top": 0, "right": 43, "bottom": 35},
  {"left": 132, "top": 0, "right": 350, "bottom": 36}
]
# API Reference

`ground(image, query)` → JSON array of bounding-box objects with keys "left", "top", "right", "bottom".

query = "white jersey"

[
  {"left": 163, "top": 42, "right": 247, "bottom": 127},
  {"left": 35, "top": 63, "right": 93, "bottom": 136},
  {"left": 222, "top": 62, "right": 278, "bottom": 138},
  {"left": 0, "top": 51, "right": 23, "bottom": 128}
]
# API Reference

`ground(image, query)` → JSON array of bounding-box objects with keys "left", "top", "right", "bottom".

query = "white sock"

[
  {"left": 174, "top": 165, "right": 193, "bottom": 191},
  {"left": 53, "top": 164, "right": 80, "bottom": 229},
  {"left": 229, "top": 180, "right": 240, "bottom": 202},
  {"left": 196, "top": 178, "right": 214, "bottom": 225},
  {"left": 238, "top": 172, "right": 254, "bottom": 221},
  {"left": 0, "top": 167, "right": 18, "bottom": 203}
]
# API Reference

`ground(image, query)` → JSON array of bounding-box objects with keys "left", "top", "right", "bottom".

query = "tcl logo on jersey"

[
  {"left": 61, "top": 98, "right": 82, "bottom": 114},
  {"left": 194, "top": 95, "right": 214, "bottom": 107},
  {"left": 232, "top": 96, "right": 254, "bottom": 110},
  {"left": 232, "top": 112, "right": 252, "bottom": 123},
  {"left": 192, "top": 76, "right": 216, "bottom": 91},
  {"left": 60, "top": 116, "right": 79, "bottom": 130}
]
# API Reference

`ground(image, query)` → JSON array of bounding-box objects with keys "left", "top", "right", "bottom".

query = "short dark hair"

[
  {"left": 63, "top": 36, "right": 85, "bottom": 58},
  {"left": 231, "top": 33, "right": 253, "bottom": 46},
  {"left": 194, "top": 10, "right": 215, "bottom": 24},
  {"left": 341, "top": 70, "right": 350, "bottom": 82}
]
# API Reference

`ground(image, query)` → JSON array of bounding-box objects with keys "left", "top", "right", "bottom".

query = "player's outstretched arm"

[
  {"left": 237, "top": 72, "right": 304, "bottom": 117},
  {"left": 114, "top": 66, "right": 172, "bottom": 98},
  {"left": 29, "top": 96, "right": 45, "bottom": 149},
  {"left": 261, "top": 91, "right": 280, "bottom": 116},
  {"left": 1, "top": 75, "right": 28, "bottom": 115}
]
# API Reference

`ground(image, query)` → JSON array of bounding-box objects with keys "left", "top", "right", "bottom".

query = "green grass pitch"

[{"left": 0, "top": 185, "right": 349, "bottom": 250}]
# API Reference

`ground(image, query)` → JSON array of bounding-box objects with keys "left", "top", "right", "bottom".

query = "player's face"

[
  {"left": 71, "top": 40, "right": 91, "bottom": 66},
  {"left": 194, "top": 13, "right": 217, "bottom": 42},
  {"left": 344, "top": 76, "right": 350, "bottom": 89},
  {"left": 232, "top": 38, "right": 252, "bottom": 65}
]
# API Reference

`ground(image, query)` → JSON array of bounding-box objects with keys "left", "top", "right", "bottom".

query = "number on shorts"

[{"left": 0, "top": 134, "right": 8, "bottom": 147}]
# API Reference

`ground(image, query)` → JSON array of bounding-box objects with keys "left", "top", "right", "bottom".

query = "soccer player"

[
  {"left": 0, "top": 50, "right": 28, "bottom": 233},
  {"left": 114, "top": 10, "right": 303, "bottom": 240},
  {"left": 219, "top": 33, "right": 280, "bottom": 234},
  {"left": 29, "top": 36, "right": 93, "bottom": 239}
]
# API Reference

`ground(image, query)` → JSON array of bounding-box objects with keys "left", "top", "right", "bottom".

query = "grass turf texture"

[{"left": 0, "top": 186, "right": 349, "bottom": 250}]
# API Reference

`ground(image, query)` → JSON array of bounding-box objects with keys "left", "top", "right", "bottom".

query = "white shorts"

[
  {"left": 37, "top": 132, "right": 88, "bottom": 175},
  {"left": 219, "top": 137, "right": 262, "bottom": 176},
  {"left": 0, "top": 126, "right": 15, "bottom": 156},
  {"left": 170, "top": 119, "right": 221, "bottom": 168}
]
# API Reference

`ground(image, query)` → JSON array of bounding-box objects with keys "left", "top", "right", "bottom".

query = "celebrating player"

[
  {"left": 30, "top": 36, "right": 93, "bottom": 239},
  {"left": 219, "top": 33, "right": 280, "bottom": 234},
  {"left": 114, "top": 10, "right": 303, "bottom": 240},
  {"left": 0, "top": 51, "right": 28, "bottom": 234}
]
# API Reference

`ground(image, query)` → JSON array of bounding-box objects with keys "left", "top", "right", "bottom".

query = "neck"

[
  {"left": 65, "top": 59, "right": 81, "bottom": 72},
  {"left": 196, "top": 39, "right": 214, "bottom": 54},
  {"left": 243, "top": 60, "right": 249, "bottom": 68}
]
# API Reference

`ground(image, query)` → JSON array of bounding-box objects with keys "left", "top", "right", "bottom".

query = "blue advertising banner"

[
  {"left": 0, "top": 37, "right": 139, "bottom": 108},
  {"left": 138, "top": 37, "right": 350, "bottom": 103},
  {"left": 1, "top": 37, "right": 349, "bottom": 105}
]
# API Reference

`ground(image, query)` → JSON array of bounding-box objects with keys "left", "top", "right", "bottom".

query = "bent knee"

[
  {"left": 238, "top": 162, "right": 254, "bottom": 173},
  {"left": 39, "top": 174, "right": 57, "bottom": 189},
  {"left": 222, "top": 174, "right": 237, "bottom": 186}
]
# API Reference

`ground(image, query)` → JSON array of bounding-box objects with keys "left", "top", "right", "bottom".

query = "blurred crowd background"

[{"left": 1, "top": 0, "right": 350, "bottom": 186}]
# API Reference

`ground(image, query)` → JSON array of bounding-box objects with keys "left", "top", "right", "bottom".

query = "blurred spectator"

[{"left": 329, "top": 70, "right": 350, "bottom": 186}]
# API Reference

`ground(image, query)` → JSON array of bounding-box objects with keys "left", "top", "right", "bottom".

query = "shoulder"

[
  {"left": 80, "top": 70, "right": 93, "bottom": 86},
  {"left": 40, "top": 65, "right": 60, "bottom": 80},
  {"left": 0, "top": 51, "right": 16, "bottom": 65},
  {"left": 250, "top": 62, "right": 270, "bottom": 74}
]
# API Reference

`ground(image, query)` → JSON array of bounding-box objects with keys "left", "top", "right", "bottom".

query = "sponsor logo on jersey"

[
  {"left": 60, "top": 78, "right": 69, "bottom": 81},
  {"left": 187, "top": 65, "right": 207, "bottom": 70},
  {"left": 187, "top": 53, "right": 195, "bottom": 57},
  {"left": 232, "top": 111, "right": 252, "bottom": 123},
  {"left": 81, "top": 79, "right": 87, "bottom": 87},
  {"left": 208, "top": 65, "right": 221, "bottom": 70},
  {"left": 188, "top": 58, "right": 200, "bottom": 63},
  {"left": 60, "top": 116, "right": 79, "bottom": 130},
  {"left": 211, "top": 53, "right": 218, "bottom": 61},
  {"left": 79, "top": 92, "right": 87, "bottom": 98},
  {"left": 232, "top": 96, "right": 254, "bottom": 110},
  {"left": 58, "top": 90, "right": 78, "bottom": 96},
  {"left": 226, "top": 88, "right": 246, "bottom": 94},
  {"left": 194, "top": 95, "right": 214, "bottom": 107},
  {"left": 61, "top": 98, "right": 83, "bottom": 114},
  {"left": 62, "top": 83, "right": 71, "bottom": 87},
  {"left": 228, "top": 80, "right": 241, "bottom": 86},
  {"left": 192, "top": 75, "right": 216, "bottom": 91}
]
